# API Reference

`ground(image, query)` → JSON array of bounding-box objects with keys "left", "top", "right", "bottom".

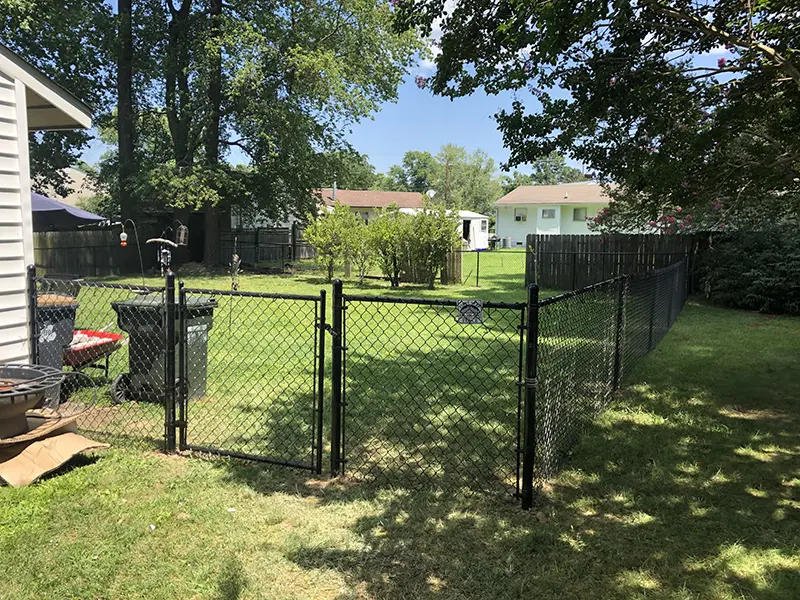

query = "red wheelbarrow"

[{"left": 63, "top": 330, "right": 125, "bottom": 378}]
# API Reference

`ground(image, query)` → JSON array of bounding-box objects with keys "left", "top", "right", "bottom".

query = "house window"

[
  {"left": 359, "top": 211, "right": 369, "bottom": 224},
  {"left": 480, "top": 220, "right": 487, "bottom": 232},
  {"left": 514, "top": 208, "right": 527, "bottom": 222},
  {"left": 541, "top": 209, "right": 556, "bottom": 219},
  {"left": 573, "top": 207, "right": 587, "bottom": 221}
]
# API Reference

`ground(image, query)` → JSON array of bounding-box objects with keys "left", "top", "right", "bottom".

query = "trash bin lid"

[
  {"left": 112, "top": 293, "right": 165, "bottom": 312},
  {"left": 37, "top": 294, "right": 79, "bottom": 309},
  {"left": 111, "top": 294, "right": 218, "bottom": 313}
]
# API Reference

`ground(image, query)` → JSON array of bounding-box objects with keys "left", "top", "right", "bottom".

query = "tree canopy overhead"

[{"left": 397, "top": 0, "right": 800, "bottom": 233}]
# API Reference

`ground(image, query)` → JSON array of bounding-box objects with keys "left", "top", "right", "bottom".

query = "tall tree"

[
  {"left": 401, "top": 150, "right": 438, "bottom": 192},
  {"left": 117, "top": 0, "right": 136, "bottom": 221},
  {"left": 203, "top": 0, "right": 223, "bottom": 263},
  {"left": 398, "top": 0, "right": 800, "bottom": 231},
  {"left": 124, "top": 0, "right": 421, "bottom": 261},
  {"left": 0, "top": 1, "right": 114, "bottom": 195},
  {"left": 529, "top": 152, "right": 586, "bottom": 186}
]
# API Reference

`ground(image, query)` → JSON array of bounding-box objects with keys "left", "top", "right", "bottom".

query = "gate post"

[
  {"left": 330, "top": 279, "right": 344, "bottom": 476},
  {"left": 521, "top": 283, "right": 539, "bottom": 510},
  {"left": 316, "top": 290, "right": 326, "bottom": 475},
  {"left": 164, "top": 271, "right": 177, "bottom": 453},
  {"left": 177, "top": 281, "right": 187, "bottom": 450},
  {"left": 27, "top": 265, "right": 38, "bottom": 364}
]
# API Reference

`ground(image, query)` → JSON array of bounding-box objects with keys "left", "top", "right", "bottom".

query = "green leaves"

[{"left": 397, "top": 0, "right": 800, "bottom": 230}]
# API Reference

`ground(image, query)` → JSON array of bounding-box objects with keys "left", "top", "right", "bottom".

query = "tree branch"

[{"left": 640, "top": 0, "right": 800, "bottom": 88}]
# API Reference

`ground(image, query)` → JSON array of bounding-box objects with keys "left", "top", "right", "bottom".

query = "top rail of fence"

[
  {"left": 35, "top": 277, "right": 165, "bottom": 293},
  {"left": 342, "top": 293, "right": 526, "bottom": 310},
  {"left": 181, "top": 286, "right": 323, "bottom": 301}
]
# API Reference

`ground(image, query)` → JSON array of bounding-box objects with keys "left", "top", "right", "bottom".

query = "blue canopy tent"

[{"left": 31, "top": 192, "right": 105, "bottom": 231}]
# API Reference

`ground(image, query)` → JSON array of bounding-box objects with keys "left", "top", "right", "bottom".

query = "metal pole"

[
  {"left": 164, "top": 271, "right": 177, "bottom": 453},
  {"left": 612, "top": 276, "right": 627, "bottom": 392},
  {"left": 648, "top": 276, "right": 657, "bottom": 352},
  {"left": 316, "top": 289, "right": 326, "bottom": 475},
  {"left": 521, "top": 283, "right": 539, "bottom": 510},
  {"left": 26, "top": 265, "right": 38, "bottom": 364},
  {"left": 177, "top": 281, "right": 187, "bottom": 450},
  {"left": 330, "top": 279, "right": 343, "bottom": 476},
  {"left": 476, "top": 250, "right": 480, "bottom": 288}
]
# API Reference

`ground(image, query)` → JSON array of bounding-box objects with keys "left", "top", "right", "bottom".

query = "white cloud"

[
  {"left": 416, "top": 0, "right": 456, "bottom": 73},
  {"left": 704, "top": 44, "right": 729, "bottom": 55}
]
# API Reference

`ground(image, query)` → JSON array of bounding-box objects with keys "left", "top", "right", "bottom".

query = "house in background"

[
  {"left": 495, "top": 182, "right": 610, "bottom": 247},
  {"left": 232, "top": 187, "right": 491, "bottom": 250},
  {"left": 0, "top": 44, "right": 92, "bottom": 363}
]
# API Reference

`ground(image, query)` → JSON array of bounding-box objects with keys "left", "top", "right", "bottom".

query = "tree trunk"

[
  {"left": 117, "top": 0, "right": 135, "bottom": 221},
  {"left": 203, "top": 0, "right": 223, "bottom": 264}
]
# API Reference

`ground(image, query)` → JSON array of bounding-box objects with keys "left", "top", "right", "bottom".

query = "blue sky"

[
  {"left": 80, "top": 14, "right": 731, "bottom": 178},
  {"left": 80, "top": 74, "right": 548, "bottom": 175}
]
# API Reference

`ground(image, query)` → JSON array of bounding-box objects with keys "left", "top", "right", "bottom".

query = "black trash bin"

[
  {"left": 111, "top": 294, "right": 217, "bottom": 402},
  {"left": 35, "top": 294, "right": 79, "bottom": 406}
]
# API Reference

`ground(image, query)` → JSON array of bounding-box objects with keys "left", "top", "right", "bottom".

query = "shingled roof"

[
  {"left": 319, "top": 188, "right": 424, "bottom": 209},
  {"left": 495, "top": 183, "right": 611, "bottom": 206}
]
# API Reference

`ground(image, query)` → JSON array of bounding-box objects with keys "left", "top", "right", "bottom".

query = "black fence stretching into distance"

[
  {"left": 526, "top": 233, "right": 697, "bottom": 290},
  {"left": 26, "top": 259, "right": 689, "bottom": 508}
]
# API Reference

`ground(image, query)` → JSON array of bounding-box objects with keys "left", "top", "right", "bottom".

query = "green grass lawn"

[
  {"left": 55, "top": 266, "right": 540, "bottom": 479},
  {"left": 3, "top": 301, "right": 798, "bottom": 599}
]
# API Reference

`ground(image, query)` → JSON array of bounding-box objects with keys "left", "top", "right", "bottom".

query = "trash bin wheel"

[{"left": 111, "top": 373, "right": 131, "bottom": 405}]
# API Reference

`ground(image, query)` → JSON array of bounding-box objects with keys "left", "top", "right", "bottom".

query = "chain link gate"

[
  {"left": 329, "top": 281, "right": 528, "bottom": 498},
  {"left": 176, "top": 285, "right": 326, "bottom": 473}
]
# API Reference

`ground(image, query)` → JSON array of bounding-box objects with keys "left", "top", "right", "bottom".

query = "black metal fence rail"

[
  {"left": 178, "top": 285, "right": 326, "bottom": 472},
  {"left": 31, "top": 270, "right": 168, "bottom": 450},
  {"left": 456, "top": 249, "right": 527, "bottom": 289}
]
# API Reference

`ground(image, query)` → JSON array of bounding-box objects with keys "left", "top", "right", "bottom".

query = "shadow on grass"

[
  {"left": 216, "top": 305, "right": 799, "bottom": 599},
  {"left": 214, "top": 555, "right": 247, "bottom": 600}
]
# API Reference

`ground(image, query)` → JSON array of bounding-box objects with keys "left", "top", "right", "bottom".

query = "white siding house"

[
  {"left": 495, "top": 182, "right": 610, "bottom": 247},
  {"left": 0, "top": 44, "right": 92, "bottom": 364}
]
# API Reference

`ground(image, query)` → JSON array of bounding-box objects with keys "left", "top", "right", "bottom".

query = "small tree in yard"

[
  {"left": 369, "top": 204, "right": 410, "bottom": 288},
  {"left": 407, "top": 201, "right": 461, "bottom": 289},
  {"left": 351, "top": 218, "right": 374, "bottom": 286},
  {"left": 305, "top": 201, "right": 358, "bottom": 282}
]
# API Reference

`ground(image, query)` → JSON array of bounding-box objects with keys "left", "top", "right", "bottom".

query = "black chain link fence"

[
  {"left": 32, "top": 275, "right": 168, "bottom": 450},
  {"left": 457, "top": 250, "right": 527, "bottom": 289},
  {"left": 529, "top": 260, "right": 688, "bottom": 494},
  {"left": 26, "top": 259, "right": 689, "bottom": 508},
  {"left": 336, "top": 291, "right": 526, "bottom": 496}
]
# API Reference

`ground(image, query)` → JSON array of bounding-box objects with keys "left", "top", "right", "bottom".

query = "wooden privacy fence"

[
  {"left": 525, "top": 233, "right": 696, "bottom": 290},
  {"left": 34, "top": 229, "right": 160, "bottom": 277},
  {"left": 218, "top": 225, "right": 315, "bottom": 267}
]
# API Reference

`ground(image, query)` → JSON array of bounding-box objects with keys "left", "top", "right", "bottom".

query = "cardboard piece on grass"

[
  {"left": 0, "top": 413, "right": 80, "bottom": 447},
  {"left": 0, "top": 417, "right": 109, "bottom": 487}
]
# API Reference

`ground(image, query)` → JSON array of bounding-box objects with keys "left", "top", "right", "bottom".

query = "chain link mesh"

[
  {"left": 533, "top": 260, "right": 688, "bottom": 485},
  {"left": 458, "top": 250, "right": 527, "bottom": 289},
  {"left": 340, "top": 296, "right": 525, "bottom": 495},
  {"left": 181, "top": 289, "right": 322, "bottom": 470},
  {"left": 33, "top": 277, "right": 168, "bottom": 449}
]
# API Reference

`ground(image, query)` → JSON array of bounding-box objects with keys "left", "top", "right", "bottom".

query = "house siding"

[
  {"left": 495, "top": 203, "right": 607, "bottom": 246},
  {"left": 0, "top": 71, "right": 30, "bottom": 363}
]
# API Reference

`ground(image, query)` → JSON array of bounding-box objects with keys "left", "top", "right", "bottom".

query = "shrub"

[
  {"left": 702, "top": 227, "right": 800, "bottom": 315},
  {"left": 304, "top": 201, "right": 359, "bottom": 281}
]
